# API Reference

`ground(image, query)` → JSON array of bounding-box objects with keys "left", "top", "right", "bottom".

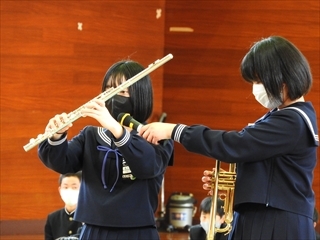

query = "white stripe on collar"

[{"left": 97, "top": 127, "right": 112, "bottom": 146}]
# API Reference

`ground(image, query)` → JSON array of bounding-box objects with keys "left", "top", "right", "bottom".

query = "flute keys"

[
  {"left": 23, "top": 54, "right": 173, "bottom": 152},
  {"left": 69, "top": 112, "right": 76, "bottom": 118}
]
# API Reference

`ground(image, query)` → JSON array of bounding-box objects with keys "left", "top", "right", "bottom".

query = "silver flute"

[{"left": 23, "top": 53, "right": 173, "bottom": 152}]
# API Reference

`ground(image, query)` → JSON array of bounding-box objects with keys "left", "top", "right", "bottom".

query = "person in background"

[
  {"left": 189, "top": 196, "right": 228, "bottom": 240},
  {"left": 45, "top": 172, "right": 82, "bottom": 240},
  {"left": 38, "top": 59, "right": 174, "bottom": 240},
  {"left": 139, "top": 36, "right": 318, "bottom": 239},
  {"left": 314, "top": 207, "right": 320, "bottom": 240}
]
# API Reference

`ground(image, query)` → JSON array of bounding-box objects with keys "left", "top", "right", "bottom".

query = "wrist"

[{"left": 51, "top": 131, "right": 67, "bottom": 140}]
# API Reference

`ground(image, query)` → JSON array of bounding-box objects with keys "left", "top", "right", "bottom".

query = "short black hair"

[
  {"left": 58, "top": 171, "right": 82, "bottom": 186},
  {"left": 200, "top": 196, "right": 225, "bottom": 217},
  {"left": 101, "top": 60, "right": 153, "bottom": 123},
  {"left": 241, "top": 36, "right": 312, "bottom": 103}
]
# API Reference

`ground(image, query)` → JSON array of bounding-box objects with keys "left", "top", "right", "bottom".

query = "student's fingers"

[
  {"left": 203, "top": 170, "right": 214, "bottom": 177},
  {"left": 202, "top": 175, "right": 212, "bottom": 183},
  {"left": 46, "top": 113, "right": 69, "bottom": 132}
]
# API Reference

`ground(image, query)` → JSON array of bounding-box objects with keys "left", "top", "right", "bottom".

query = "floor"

[{"left": 0, "top": 231, "right": 189, "bottom": 240}]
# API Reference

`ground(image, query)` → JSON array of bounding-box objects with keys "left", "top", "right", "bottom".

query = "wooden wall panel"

[
  {"left": 0, "top": 0, "right": 319, "bottom": 233},
  {"left": 0, "top": 0, "right": 166, "bottom": 221},
  {"left": 163, "top": 0, "right": 320, "bottom": 222}
]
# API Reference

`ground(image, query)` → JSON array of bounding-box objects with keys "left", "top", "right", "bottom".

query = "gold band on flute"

[{"left": 23, "top": 54, "right": 173, "bottom": 152}]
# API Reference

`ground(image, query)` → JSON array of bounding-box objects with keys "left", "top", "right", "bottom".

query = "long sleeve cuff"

[
  {"left": 171, "top": 124, "right": 187, "bottom": 143},
  {"left": 114, "top": 127, "right": 130, "bottom": 147},
  {"left": 48, "top": 132, "right": 67, "bottom": 146}
]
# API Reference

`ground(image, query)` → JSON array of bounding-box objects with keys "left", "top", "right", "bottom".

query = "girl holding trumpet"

[
  {"left": 38, "top": 60, "right": 174, "bottom": 240},
  {"left": 139, "top": 36, "right": 318, "bottom": 239}
]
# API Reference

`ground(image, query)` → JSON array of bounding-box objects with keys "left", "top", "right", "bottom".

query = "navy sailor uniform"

[
  {"left": 39, "top": 126, "right": 174, "bottom": 240},
  {"left": 172, "top": 102, "right": 318, "bottom": 239}
]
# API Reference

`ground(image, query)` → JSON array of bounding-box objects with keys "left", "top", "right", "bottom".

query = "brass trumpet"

[
  {"left": 206, "top": 161, "right": 236, "bottom": 240},
  {"left": 23, "top": 54, "right": 173, "bottom": 152}
]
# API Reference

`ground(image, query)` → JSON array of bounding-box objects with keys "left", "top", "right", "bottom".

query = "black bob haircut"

[
  {"left": 241, "top": 36, "right": 312, "bottom": 103},
  {"left": 58, "top": 171, "right": 82, "bottom": 186},
  {"left": 200, "top": 196, "right": 225, "bottom": 218},
  {"left": 101, "top": 60, "right": 153, "bottom": 123}
]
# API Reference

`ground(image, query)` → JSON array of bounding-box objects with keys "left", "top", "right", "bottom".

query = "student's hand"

[
  {"left": 81, "top": 99, "right": 123, "bottom": 138},
  {"left": 45, "top": 113, "right": 73, "bottom": 140},
  {"left": 139, "top": 123, "right": 176, "bottom": 145},
  {"left": 81, "top": 98, "right": 113, "bottom": 125},
  {"left": 202, "top": 169, "right": 214, "bottom": 196}
]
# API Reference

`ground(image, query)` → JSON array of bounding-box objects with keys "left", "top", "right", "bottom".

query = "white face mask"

[
  {"left": 252, "top": 83, "right": 281, "bottom": 109},
  {"left": 200, "top": 221, "right": 209, "bottom": 233},
  {"left": 200, "top": 220, "right": 221, "bottom": 233},
  {"left": 215, "top": 221, "right": 221, "bottom": 229},
  {"left": 60, "top": 189, "right": 79, "bottom": 206}
]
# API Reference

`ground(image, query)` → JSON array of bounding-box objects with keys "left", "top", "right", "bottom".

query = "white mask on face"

[
  {"left": 215, "top": 221, "right": 221, "bottom": 229},
  {"left": 60, "top": 189, "right": 79, "bottom": 206},
  {"left": 252, "top": 83, "right": 281, "bottom": 109},
  {"left": 200, "top": 220, "right": 221, "bottom": 233},
  {"left": 200, "top": 221, "right": 209, "bottom": 233}
]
